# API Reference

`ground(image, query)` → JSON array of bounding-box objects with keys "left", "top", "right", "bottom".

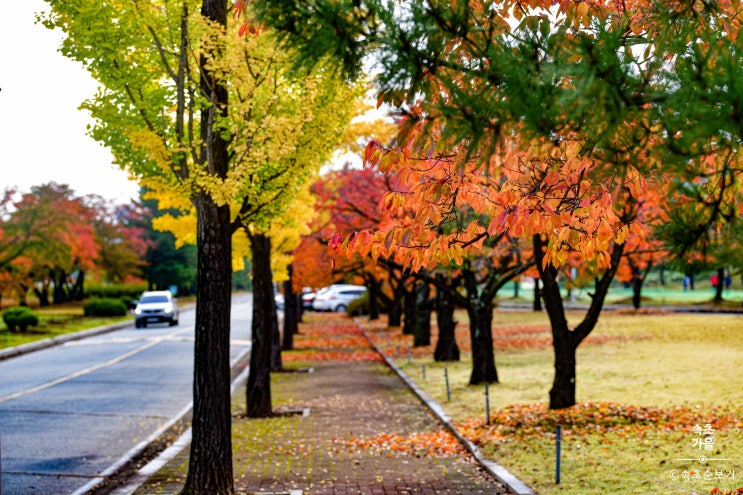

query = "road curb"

[
  {"left": 0, "top": 319, "right": 133, "bottom": 361},
  {"left": 359, "top": 323, "right": 536, "bottom": 495},
  {"left": 105, "top": 353, "right": 251, "bottom": 495}
]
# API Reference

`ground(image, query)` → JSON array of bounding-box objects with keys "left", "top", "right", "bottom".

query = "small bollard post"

[
  {"left": 485, "top": 383, "right": 491, "bottom": 425},
  {"left": 422, "top": 364, "right": 426, "bottom": 380},
  {"left": 444, "top": 368, "right": 451, "bottom": 402},
  {"left": 556, "top": 425, "right": 562, "bottom": 485},
  {"left": 407, "top": 346, "right": 411, "bottom": 364}
]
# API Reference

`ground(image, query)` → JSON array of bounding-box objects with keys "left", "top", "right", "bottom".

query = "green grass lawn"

[
  {"left": 370, "top": 309, "right": 743, "bottom": 495},
  {"left": 0, "top": 303, "right": 131, "bottom": 350}
]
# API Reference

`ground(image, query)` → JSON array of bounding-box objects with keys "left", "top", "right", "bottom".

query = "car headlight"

[
  {"left": 135, "top": 308, "right": 141, "bottom": 315},
  {"left": 163, "top": 304, "right": 173, "bottom": 314}
]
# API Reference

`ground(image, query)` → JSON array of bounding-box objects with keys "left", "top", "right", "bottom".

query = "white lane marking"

[
  {"left": 74, "top": 346, "right": 251, "bottom": 495},
  {"left": 0, "top": 327, "right": 193, "bottom": 404}
]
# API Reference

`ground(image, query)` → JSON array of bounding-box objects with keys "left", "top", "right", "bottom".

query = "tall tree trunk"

[
  {"left": 52, "top": 268, "right": 68, "bottom": 304},
  {"left": 413, "top": 281, "right": 431, "bottom": 347},
  {"left": 533, "top": 277, "right": 542, "bottom": 311},
  {"left": 402, "top": 285, "right": 415, "bottom": 335},
  {"left": 181, "top": 195, "right": 234, "bottom": 495},
  {"left": 631, "top": 266, "right": 642, "bottom": 310},
  {"left": 466, "top": 297, "right": 498, "bottom": 384},
  {"left": 549, "top": 329, "right": 578, "bottom": 410},
  {"left": 18, "top": 283, "right": 30, "bottom": 306},
  {"left": 383, "top": 266, "right": 407, "bottom": 327},
  {"left": 434, "top": 278, "right": 459, "bottom": 362},
  {"left": 70, "top": 269, "right": 85, "bottom": 301},
  {"left": 246, "top": 232, "right": 274, "bottom": 417},
  {"left": 367, "top": 275, "right": 380, "bottom": 321},
  {"left": 282, "top": 265, "right": 298, "bottom": 351},
  {"left": 464, "top": 269, "right": 498, "bottom": 384},
  {"left": 534, "top": 234, "right": 624, "bottom": 410},
  {"left": 387, "top": 298, "right": 403, "bottom": 327},
  {"left": 271, "top": 300, "right": 282, "bottom": 372},
  {"left": 33, "top": 283, "right": 50, "bottom": 307},
  {"left": 182, "top": 2, "right": 234, "bottom": 492}
]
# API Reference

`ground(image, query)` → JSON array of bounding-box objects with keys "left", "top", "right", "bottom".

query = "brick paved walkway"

[{"left": 132, "top": 318, "right": 507, "bottom": 495}]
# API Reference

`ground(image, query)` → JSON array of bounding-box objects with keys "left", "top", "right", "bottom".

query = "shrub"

[
  {"left": 347, "top": 292, "right": 370, "bottom": 316},
  {"left": 84, "top": 283, "right": 148, "bottom": 300},
  {"left": 2, "top": 306, "right": 40, "bottom": 332},
  {"left": 83, "top": 298, "right": 128, "bottom": 317}
]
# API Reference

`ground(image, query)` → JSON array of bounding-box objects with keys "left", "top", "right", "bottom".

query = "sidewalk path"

[{"left": 131, "top": 315, "right": 506, "bottom": 495}]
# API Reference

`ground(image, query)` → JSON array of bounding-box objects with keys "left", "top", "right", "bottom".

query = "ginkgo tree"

[
  {"left": 41, "top": 2, "right": 237, "bottom": 491},
  {"left": 41, "top": 2, "right": 358, "bottom": 494},
  {"left": 146, "top": 53, "right": 361, "bottom": 420}
]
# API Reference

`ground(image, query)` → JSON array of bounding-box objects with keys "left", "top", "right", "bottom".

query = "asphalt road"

[{"left": 0, "top": 293, "right": 253, "bottom": 495}]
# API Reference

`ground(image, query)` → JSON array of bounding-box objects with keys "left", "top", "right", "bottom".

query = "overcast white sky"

[{"left": 0, "top": 0, "right": 140, "bottom": 204}]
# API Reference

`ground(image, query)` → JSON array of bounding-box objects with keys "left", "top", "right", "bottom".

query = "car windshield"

[{"left": 140, "top": 295, "right": 169, "bottom": 304}]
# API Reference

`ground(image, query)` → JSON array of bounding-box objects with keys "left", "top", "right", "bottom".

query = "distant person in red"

[{"left": 711, "top": 273, "right": 719, "bottom": 289}]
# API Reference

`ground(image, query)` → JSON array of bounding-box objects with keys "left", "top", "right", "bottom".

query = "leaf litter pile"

[
  {"left": 364, "top": 319, "right": 650, "bottom": 359},
  {"left": 283, "top": 315, "right": 383, "bottom": 363},
  {"left": 285, "top": 313, "right": 465, "bottom": 459},
  {"left": 456, "top": 402, "right": 743, "bottom": 445}
]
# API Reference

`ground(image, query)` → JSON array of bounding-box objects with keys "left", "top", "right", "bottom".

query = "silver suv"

[
  {"left": 312, "top": 284, "right": 367, "bottom": 312},
  {"left": 134, "top": 291, "right": 179, "bottom": 328}
]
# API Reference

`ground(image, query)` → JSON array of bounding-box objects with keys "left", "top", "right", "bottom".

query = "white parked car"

[
  {"left": 312, "top": 284, "right": 367, "bottom": 312},
  {"left": 134, "top": 290, "right": 179, "bottom": 328}
]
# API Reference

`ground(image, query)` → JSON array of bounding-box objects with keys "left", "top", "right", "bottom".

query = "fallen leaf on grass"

[
  {"left": 336, "top": 430, "right": 467, "bottom": 458},
  {"left": 456, "top": 402, "right": 743, "bottom": 446}
]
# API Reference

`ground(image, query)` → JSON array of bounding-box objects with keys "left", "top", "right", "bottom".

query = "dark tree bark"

[
  {"left": 464, "top": 269, "right": 498, "bottom": 384},
  {"left": 631, "top": 266, "right": 643, "bottom": 309},
  {"left": 366, "top": 274, "right": 381, "bottom": 320},
  {"left": 33, "top": 283, "right": 50, "bottom": 307},
  {"left": 271, "top": 298, "right": 282, "bottom": 371},
  {"left": 379, "top": 265, "right": 408, "bottom": 327},
  {"left": 434, "top": 276, "right": 460, "bottom": 362},
  {"left": 17, "top": 282, "right": 30, "bottom": 307},
  {"left": 181, "top": 198, "right": 234, "bottom": 495},
  {"left": 402, "top": 285, "right": 416, "bottom": 335},
  {"left": 412, "top": 281, "right": 431, "bottom": 347},
  {"left": 52, "top": 267, "right": 68, "bottom": 304},
  {"left": 70, "top": 267, "right": 84, "bottom": 301},
  {"left": 387, "top": 298, "right": 403, "bottom": 327},
  {"left": 246, "top": 232, "right": 274, "bottom": 417},
  {"left": 181, "top": 2, "right": 235, "bottom": 492},
  {"left": 282, "top": 265, "right": 298, "bottom": 350},
  {"left": 534, "top": 234, "right": 624, "bottom": 410},
  {"left": 629, "top": 260, "right": 653, "bottom": 310},
  {"left": 533, "top": 277, "right": 542, "bottom": 312}
]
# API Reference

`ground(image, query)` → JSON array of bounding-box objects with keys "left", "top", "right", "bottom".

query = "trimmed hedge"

[
  {"left": 2, "top": 306, "right": 40, "bottom": 332},
  {"left": 85, "top": 283, "right": 148, "bottom": 300},
  {"left": 83, "top": 298, "right": 128, "bottom": 317}
]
